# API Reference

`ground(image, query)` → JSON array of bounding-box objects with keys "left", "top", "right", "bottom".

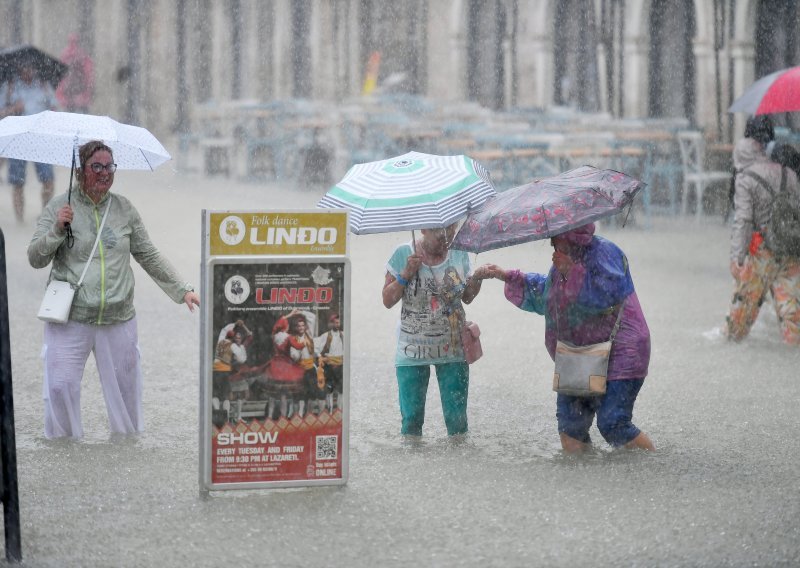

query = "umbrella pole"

[
  {"left": 64, "top": 149, "right": 76, "bottom": 248},
  {"left": 621, "top": 202, "right": 633, "bottom": 228},
  {"left": 67, "top": 151, "right": 75, "bottom": 205},
  {"left": 410, "top": 230, "right": 419, "bottom": 291}
]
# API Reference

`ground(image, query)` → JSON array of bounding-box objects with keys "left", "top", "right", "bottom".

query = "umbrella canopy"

[
  {"left": 0, "top": 110, "right": 171, "bottom": 170},
  {"left": 728, "top": 66, "right": 800, "bottom": 115},
  {"left": 317, "top": 151, "right": 497, "bottom": 234},
  {"left": 0, "top": 45, "right": 67, "bottom": 88},
  {"left": 450, "top": 166, "right": 645, "bottom": 254}
]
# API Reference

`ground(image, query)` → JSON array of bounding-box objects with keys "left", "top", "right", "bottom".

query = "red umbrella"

[{"left": 728, "top": 66, "right": 800, "bottom": 115}]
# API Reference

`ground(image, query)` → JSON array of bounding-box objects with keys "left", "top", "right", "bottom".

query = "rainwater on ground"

[{"left": 1, "top": 161, "right": 798, "bottom": 567}]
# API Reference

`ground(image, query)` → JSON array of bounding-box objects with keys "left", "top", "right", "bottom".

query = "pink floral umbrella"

[
  {"left": 450, "top": 166, "right": 644, "bottom": 254},
  {"left": 728, "top": 66, "right": 800, "bottom": 115}
]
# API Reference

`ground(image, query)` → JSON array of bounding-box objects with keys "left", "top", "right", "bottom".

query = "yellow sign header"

[{"left": 208, "top": 211, "right": 348, "bottom": 256}]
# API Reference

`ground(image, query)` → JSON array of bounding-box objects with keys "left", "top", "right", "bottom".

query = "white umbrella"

[
  {"left": 0, "top": 110, "right": 171, "bottom": 247},
  {"left": 0, "top": 110, "right": 171, "bottom": 170},
  {"left": 317, "top": 151, "right": 497, "bottom": 235}
]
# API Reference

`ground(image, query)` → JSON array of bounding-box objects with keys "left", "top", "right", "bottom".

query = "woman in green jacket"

[{"left": 28, "top": 140, "right": 200, "bottom": 438}]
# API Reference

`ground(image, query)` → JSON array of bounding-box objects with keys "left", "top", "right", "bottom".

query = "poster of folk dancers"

[{"left": 200, "top": 210, "right": 349, "bottom": 490}]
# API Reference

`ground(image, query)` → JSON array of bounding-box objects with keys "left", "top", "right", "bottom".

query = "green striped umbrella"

[{"left": 317, "top": 151, "right": 497, "bottom": 234}]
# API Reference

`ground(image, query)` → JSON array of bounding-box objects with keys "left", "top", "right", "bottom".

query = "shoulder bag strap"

[
  {"left": 739, "top": 167, "right": 788, "bottom": 226},
  {"left": 608, "top": 298, "right": 627, "bottom": 344},
  {"left": 739, "top": 169, "right": 776, "bottom": 199},
  {"left": 75, "top": 198, "right": 112, "bottom": 288}
]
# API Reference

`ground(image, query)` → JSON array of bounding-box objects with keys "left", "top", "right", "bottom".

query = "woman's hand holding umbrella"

[
  {"left": 553, "top": 250, "right": 574, "bottom": 280},
  {"left": 382, "top": 253, "right": 422, "bottom": 308},
  {"left": 55, "top": 204, "right": 73, "bottom": 233},
  {"left": 403, "top": 253, "right": 422, "bottom": 281}
]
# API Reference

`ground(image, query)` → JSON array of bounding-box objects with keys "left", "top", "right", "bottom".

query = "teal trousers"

[{"left": 396, "top": 362, "right": 469, "bottom": 436}]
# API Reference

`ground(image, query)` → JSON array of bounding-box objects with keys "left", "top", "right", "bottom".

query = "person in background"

[
  {"left": 56, "top": 33, "right": 95, "bottom": 113},
  {"left": 727, "top": 116, "right": 800, "bottom": 344},
  {"left": 0, "top": 86, "right": 23, "bottom": 118},
  {"left": 0, "top": 85, "right": 23, "bottom": 180},
  {"left": 383, "top": 223, "right": 484, "bottom": 438},
  {"left": 770, "top": 143, "right": 800, "bottom": 181},
  {"left": 28, "top": 140, "right": 199, "bottom": 438},
  {"left": 475, "top": 223, "right": 655, "bottom": 453},
  {"left": 3, "top": 62, "right": 58, "bottom": 222},
  {"left": 314, "top": 312, "right": 345, "bottom": 413}
]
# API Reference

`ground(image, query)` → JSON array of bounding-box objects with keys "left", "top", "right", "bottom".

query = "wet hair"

[
  {"left": 744, "top": 115, "right": 775, "bottom": 146},
  {"left": 78, "top": 140, "right": 114, "bottom": 171},
  {"left": 771, "top": 143, "right": 800, "bottom": 179},
  {"left": 288, "top": 314, "right": 307, "bottom": 332}
]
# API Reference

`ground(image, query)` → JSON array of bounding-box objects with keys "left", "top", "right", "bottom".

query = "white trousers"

[{"left": 42, "top": 318, "right": 142, "bottom": 438}]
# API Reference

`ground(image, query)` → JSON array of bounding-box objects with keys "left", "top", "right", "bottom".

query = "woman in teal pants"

[{"left": 383, "top": 224, "right": 486, "bottom": 436}]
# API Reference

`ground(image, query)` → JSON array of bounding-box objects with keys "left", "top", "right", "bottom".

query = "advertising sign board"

[{"left": 200, "top": 210, "right": 349, "bottom": 491}]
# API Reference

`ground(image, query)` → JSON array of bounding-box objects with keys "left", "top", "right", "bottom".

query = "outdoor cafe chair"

[
  {"left": 615, "top": 128, "right": 695, "bottom": 217},
  {"left": 191, "top": 102, "right": 237, "bottom": 177},
  {"left": 509, "top": 146, "right": 559, "bottom": 186},
  {"left": 676, "top": 130, "right": 732, "bottom": 220},
  {"left": 243, "top": 111, "right": 294, "bottom": 181}
]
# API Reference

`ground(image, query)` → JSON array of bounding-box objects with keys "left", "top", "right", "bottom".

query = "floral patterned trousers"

[{"left": 726, "top": 246, "right": 800, "bottom": 344}]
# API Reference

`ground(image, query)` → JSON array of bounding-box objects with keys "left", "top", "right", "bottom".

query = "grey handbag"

[{"left": 552, "top": 300, "right": 625, "bottom": 397}]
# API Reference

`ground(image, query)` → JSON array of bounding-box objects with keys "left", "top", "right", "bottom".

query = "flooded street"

[{"left": 2, "top": 162, "right": 799, "bottom": 567}]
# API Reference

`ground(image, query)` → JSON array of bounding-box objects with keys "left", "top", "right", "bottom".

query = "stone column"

[
  {"left": 272, "top": 1, "right": 293, "bottom": 100},
  {"left": 619, "top": 33, "right": 648, "bottom": 118},
  {"left": 426, "top": 0, "right": 465, "bottom": 101},
  {"left": 514, "top": 2, "right": 552, "bottom": 109},
  {"left": 693, "top": 38, "right": 717, "bottom": 131},
  {"left": 730, "top": 39, "right": 756, "bottom": 135},
  {"left": 210, "top": 1, "right": 231, "bottom": 101},
  {"left": 513, "top": 35, "right": 552, "bottom": 109}
]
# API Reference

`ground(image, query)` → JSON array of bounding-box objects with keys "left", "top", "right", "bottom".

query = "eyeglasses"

[{"left": 89, "top": 162, "right": 117, "bottom": 174}]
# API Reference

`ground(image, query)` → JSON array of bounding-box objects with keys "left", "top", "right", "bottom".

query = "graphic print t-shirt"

[{"left": 386, "top": 243, "right": 472, "bottom": 366}]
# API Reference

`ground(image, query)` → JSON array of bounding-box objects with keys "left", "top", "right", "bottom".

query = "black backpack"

[{"left": 739, "top": 167, "right": 800, "bottom": 258}]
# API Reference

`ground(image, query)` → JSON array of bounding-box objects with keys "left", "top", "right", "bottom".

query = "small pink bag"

[{"left": 460, "top": 321, "right": 483, "bottom": 364}]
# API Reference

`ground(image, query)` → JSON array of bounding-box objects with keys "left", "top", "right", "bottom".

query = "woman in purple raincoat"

[{"left": 475, "top": 223, "right": 654, "bottom": 453}]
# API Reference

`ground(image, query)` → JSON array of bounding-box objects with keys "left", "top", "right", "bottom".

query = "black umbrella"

[{"left": 0, "top": 45, "right": 67, "bottom": 88}]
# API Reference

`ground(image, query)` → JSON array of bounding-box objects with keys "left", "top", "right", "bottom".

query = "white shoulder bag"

[{"left": 37, "top": 201, "right": 111, "bottom": 324}]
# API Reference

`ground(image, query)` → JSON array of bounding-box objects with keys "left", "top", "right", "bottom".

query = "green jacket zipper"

[{"left": 94, "top": 205, "right": 107, "bottom": 324}]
